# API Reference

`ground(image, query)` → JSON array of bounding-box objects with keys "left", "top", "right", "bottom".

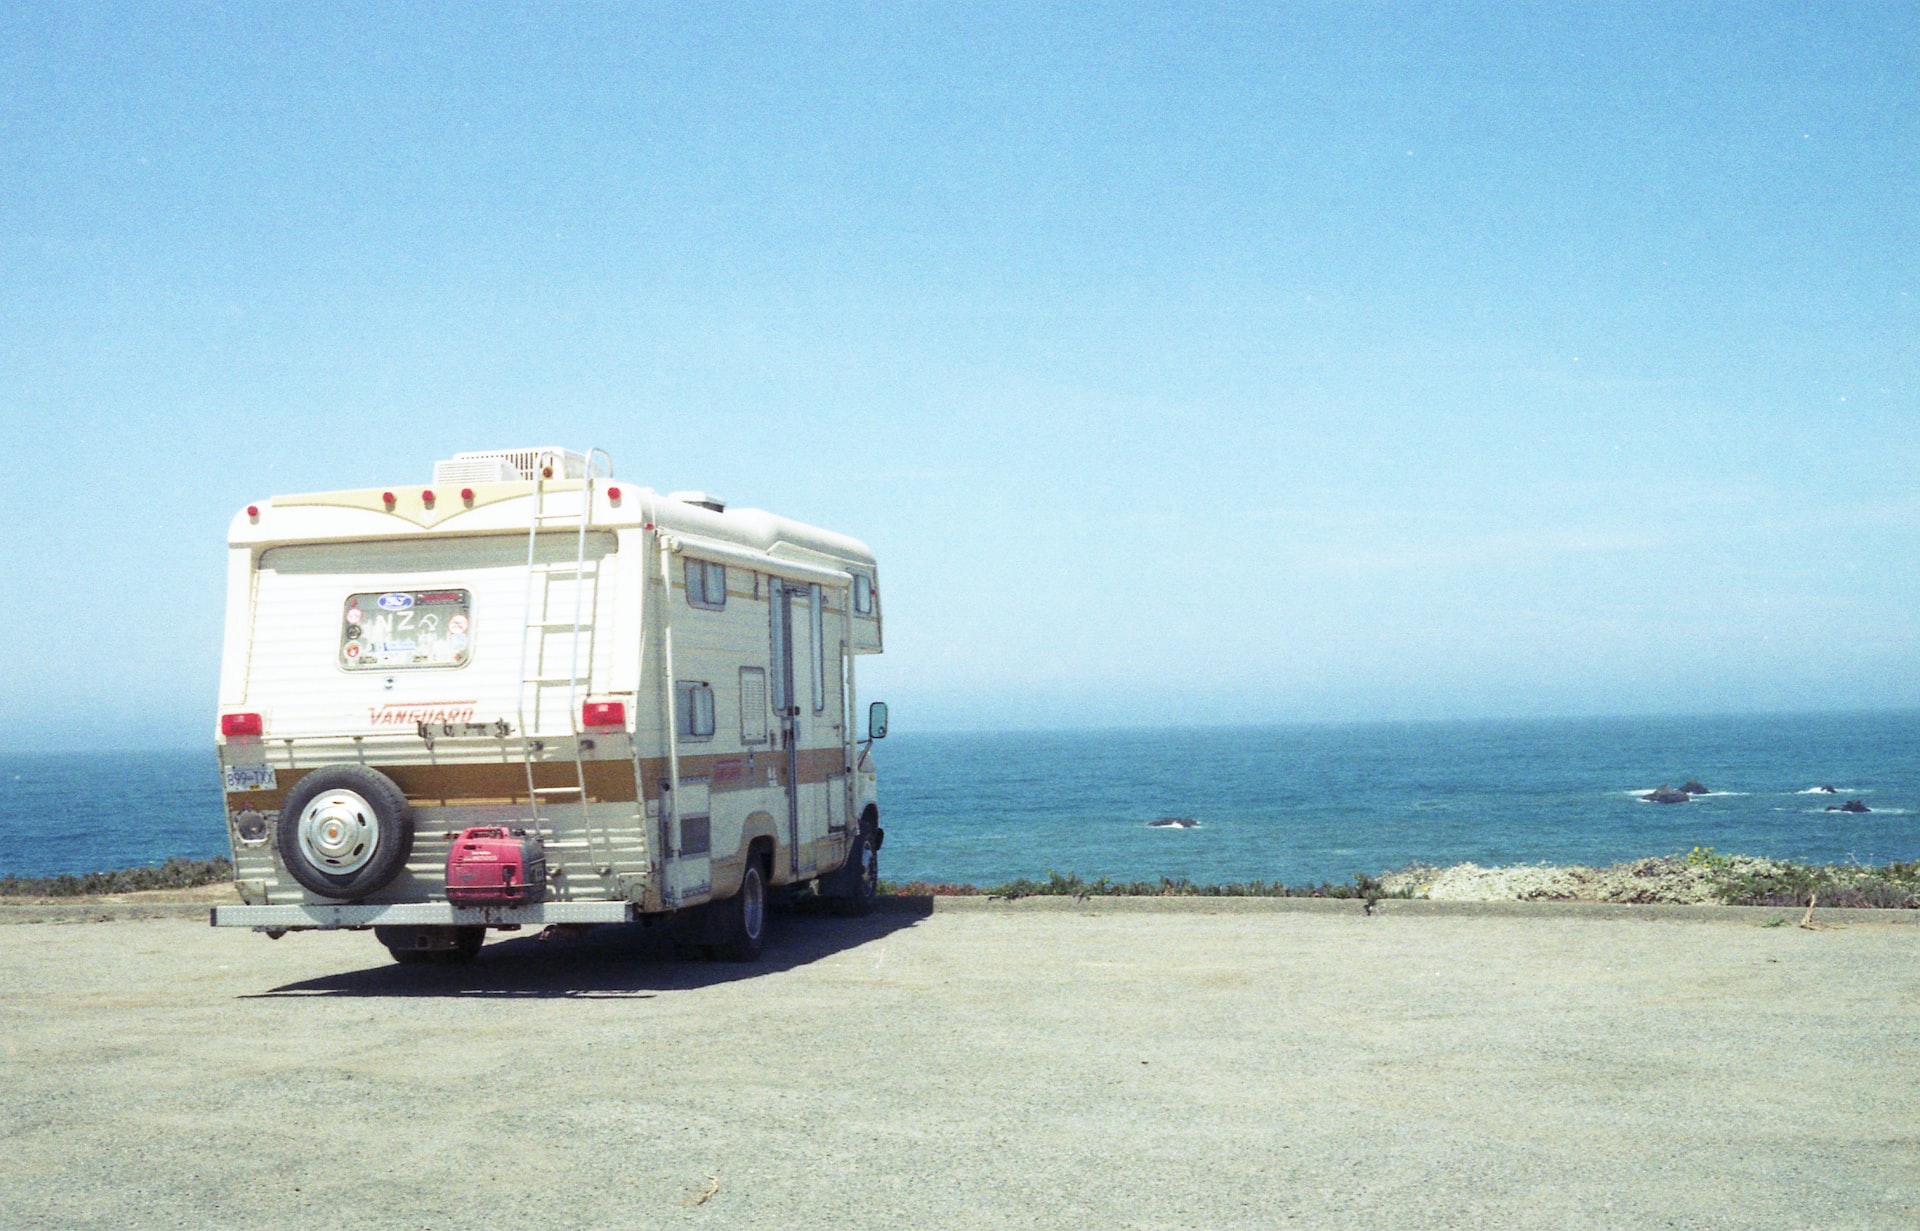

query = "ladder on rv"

[{"left": 516, "top": 447, "right": 613, "bottom": 873}]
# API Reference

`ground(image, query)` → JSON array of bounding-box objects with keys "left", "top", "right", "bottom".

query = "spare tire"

[{"left": 276, "top": 765, "right": 415, "bottom": 900}]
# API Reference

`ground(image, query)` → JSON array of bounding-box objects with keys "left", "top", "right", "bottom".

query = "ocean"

[{"left": 3, "top": 712, "right": 1917, "bottom": 884}]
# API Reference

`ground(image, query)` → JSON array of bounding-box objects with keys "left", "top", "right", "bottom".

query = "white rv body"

[{"left": 210, "top": 448, "right": 885, "bottom": 959}]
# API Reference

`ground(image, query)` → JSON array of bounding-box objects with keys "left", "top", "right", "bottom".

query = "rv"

[{"left": 209, "top": 447, "right": 888, "bottom": 964}]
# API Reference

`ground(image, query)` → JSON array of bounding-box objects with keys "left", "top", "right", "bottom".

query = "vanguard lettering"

[{"left": 367, "top": 702, "right": 479, "bottom": 726}]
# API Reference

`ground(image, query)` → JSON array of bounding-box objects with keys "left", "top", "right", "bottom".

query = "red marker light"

[
  {"left": 460, "top": 487, "right": 475, "bottom": 503},
  {"left": 382, "top": 491, "right": 396, "bottom": 506},
  {"left": 422, "top": 489, "right": 436, "bottom": 506},
  {"left": 221, "top": 712, "right": 264, "bottom": 737},
  {"left": 246, "top": 505, "right": 259, "bottom": 519},
  {"left": 581, "top": 700, "right": 626, "bottom": 729},
  {"left": 607, "top": 486, "right": 622, "bottom": 502}
]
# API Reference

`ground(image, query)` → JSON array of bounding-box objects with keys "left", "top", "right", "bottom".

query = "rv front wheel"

[
  {"left": 276, "top": 765, "right": 415, "bottom": 900},
  {"left": 831, "top": 827, "right": 880, "bottom": 917}
]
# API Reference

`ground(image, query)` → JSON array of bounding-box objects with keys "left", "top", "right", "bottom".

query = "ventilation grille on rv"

[{"left": 433, "top": 449, "right": 588, "bottom": 484}]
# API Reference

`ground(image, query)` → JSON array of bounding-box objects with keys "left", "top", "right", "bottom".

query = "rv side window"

[
  {"left": 853, "top": 572, "right": 874, "bottom": 615},
  {"left": 684, "top": 559, "right": 726, "bottom": 610},
  {"left": 675, "top": 681, "right": 715, "bottom": 740},
  {"left": 739, "top": 668, "right": 769, "bottom": 743}
]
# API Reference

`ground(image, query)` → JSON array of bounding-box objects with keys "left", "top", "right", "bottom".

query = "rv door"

[
  {"left": 770, "top": 581, "right": 803, "bottom": 878},
  {"left": 770, "top": 579, "right": 845, "bottom": 880}
]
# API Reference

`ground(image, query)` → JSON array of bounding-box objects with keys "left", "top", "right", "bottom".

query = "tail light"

[
  {"left": 581, "top": 701, "right": 626, "bottom": 729},
  {"left": 221, "top": 712, "right": 264, "bottom": 737}
]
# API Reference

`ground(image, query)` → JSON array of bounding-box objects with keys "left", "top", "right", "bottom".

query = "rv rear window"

[
  {"left": 340, "top": 590, "right": 472, "bottom": 671},
  {"left": 685, "top": 559, "right": 726, "bottom": 609},
  {"left": 853, "top": 572, "right": 874, "bottom": 615}
]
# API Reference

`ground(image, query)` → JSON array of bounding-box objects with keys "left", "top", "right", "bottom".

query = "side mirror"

[{"left": 867, "top": 701, "right": 889, "bottom": 740}]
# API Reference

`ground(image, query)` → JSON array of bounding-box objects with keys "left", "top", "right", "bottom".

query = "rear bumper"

[{"left": 210, "top": 901, "right": 635, "bottom": 930}]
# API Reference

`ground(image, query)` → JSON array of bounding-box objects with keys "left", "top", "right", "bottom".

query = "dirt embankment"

[{"left": 1382, "top": 854, "right": 1918, "bottom": 908}]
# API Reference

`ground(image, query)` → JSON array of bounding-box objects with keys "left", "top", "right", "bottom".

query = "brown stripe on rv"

[
  {"left": 223, "top": 747, "right": 850, "bottom": 812},
  {"left": 635, "top": 746, "right": 850, "bottom": 799},
  {"left": 226, "top": 759, "right": 641, "bottom": 811}
]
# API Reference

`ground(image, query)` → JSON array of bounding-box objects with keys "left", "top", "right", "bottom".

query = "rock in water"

[
  {"left": 1642, "top": 785, "right": 1691, "bottom": 805},
  {"left": 1826, "top": 799, "right": 1872, "bottom": 814},
  {"left": 1680, "top": 779, "right": 1709, "bottom": 795},
  {"left": 1817, "top": 784, "right": 1838, "bottom": 794}
]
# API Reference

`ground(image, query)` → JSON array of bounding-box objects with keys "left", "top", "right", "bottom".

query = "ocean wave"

[{"left": 1797, "top": 787, "right": 1866, "bottom": 795}]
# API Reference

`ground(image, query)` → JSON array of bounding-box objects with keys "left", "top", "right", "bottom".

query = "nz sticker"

[{"left": 342, "top": 589, "right": 471, "bottom": 670}]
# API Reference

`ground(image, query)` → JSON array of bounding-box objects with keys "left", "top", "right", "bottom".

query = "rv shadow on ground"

[{"left": 246, "top": 897, "right": 935, "bottom": 999}]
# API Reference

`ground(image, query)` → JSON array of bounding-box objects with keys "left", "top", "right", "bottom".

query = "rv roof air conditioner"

[
  {"left": 668, "top": 491, "right": 727, "bottom": 513},
  {"left": 434, "top": 448, "right": 588, "bottom": 485}
]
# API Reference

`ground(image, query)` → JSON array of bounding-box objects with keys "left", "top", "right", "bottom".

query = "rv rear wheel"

[
  {"left": 715, "top": 860, "right": 767, "bottom": 962},
  {"left": 276, "top": 765, "right": 415, "bottom": 900},
  {"left": 377, "top": 925, "right": 484, "bottom": 965},
  {"left": 442, "top": 926, "right": 485, "bottom": 964}
]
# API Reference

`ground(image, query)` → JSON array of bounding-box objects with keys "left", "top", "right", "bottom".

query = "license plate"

[{"left": 223, "top": 764, "right": 277, "bottom": 792}]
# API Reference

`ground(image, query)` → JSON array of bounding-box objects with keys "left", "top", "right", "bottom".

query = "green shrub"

[
  {"left": 0, "top": 856, "right": 233, "bottom": 898},
  {"left": 1686, "top": 845, "right": 1732, "bottom": 870},
  {"left": 1706, "top": 858, "right": 1920, "bottom": 909},
  {"left": 886, "top": 870, "right": 1414, "bottom": 901}
]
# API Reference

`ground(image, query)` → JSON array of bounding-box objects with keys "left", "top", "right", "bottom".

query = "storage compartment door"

[{"left": 665, "top": 776, "right": 713, "bottom": 906}]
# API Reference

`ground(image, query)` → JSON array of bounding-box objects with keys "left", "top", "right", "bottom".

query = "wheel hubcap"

[
  {"left": 742, "top": 869, "right": 765, "bottom": 940},
  {"left": 296, "top": 790, "right": 380, "bottom": 874}
]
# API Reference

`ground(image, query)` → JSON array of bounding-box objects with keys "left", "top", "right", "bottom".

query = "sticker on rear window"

[{"left": 341, "top": 590, "right": 471, "bottom": 670}]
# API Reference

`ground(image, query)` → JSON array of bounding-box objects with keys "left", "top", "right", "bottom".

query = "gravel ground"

[{"left": 1, "top": 900, "right": 1916, "bottom": 1230}]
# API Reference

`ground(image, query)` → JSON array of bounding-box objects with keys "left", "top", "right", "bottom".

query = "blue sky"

[{"left": 2, "top": 3, "right": 1916, "bottom": 750}]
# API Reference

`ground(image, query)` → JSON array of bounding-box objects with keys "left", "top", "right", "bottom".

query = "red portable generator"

[{"left": 445, "top": 826, "right": 547, "bottom": 905}]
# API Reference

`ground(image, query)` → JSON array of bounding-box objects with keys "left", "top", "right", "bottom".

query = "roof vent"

[
  {"left": 668, "top": 490, "right": 726, "bottom": 513},
  {"left": 435, "top": 448, "right": 587, "bottom": 484}
]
